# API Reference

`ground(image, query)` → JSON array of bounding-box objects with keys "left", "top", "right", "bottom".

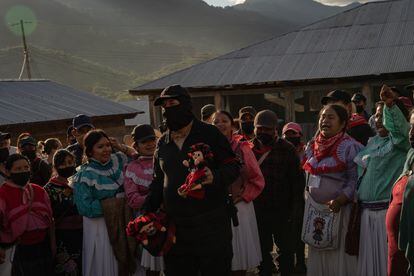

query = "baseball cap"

[
  {"left": 201, "top": 104, "right": 216, "bottom": 119},
  {"left": 254, "top": 110, "right": 278, "bottom": 129},
  {"left": 351, "top": 93, "right": 367, "bottom": 103},
  {"left": 282, "top": 122, "right": 302, "bottom": 136},
  {"left": 73, "top": 114, "right": 94, "bottom": 130},
  {"left": 0, "top": 132, "right": 11, "bottom": 141},
  {"left": 18, "top": 135, "right": 37, "bottom": 147},
  {"left": 239, "top": 106, "right": 257, "bottom": 120},
  {"left": 321, "top": 90, "right": 351, "bottom": 105},
  {"left": 154, "top": 85, "right": 191, "bottom": 106},
  {"left": 131, "top": 124, "right": 156, "bottom": 143}
]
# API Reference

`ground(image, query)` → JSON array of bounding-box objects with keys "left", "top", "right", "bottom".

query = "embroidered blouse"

[
  {"left": 124, "top": 156, "right": 154, "bottom": 210},
  {"left": 229, "top": 135, "right": 264, "bottom": 202},
  {"left": 44, "top": 176, "right": 82, "bottom": 230},
  {"left": 303, "top": 133, "right": 363, "bottom": 203},
  {"left": 355, "top": 105, "right": 410, "bottom": 202},
  {"left": 0, "top": 182, "right": 53, "bottom": 245},
  {"left": 71, "top": 152, "right": 128, "bottom": 218}
]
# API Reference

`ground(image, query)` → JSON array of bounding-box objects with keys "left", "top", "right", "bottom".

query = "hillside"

[
  {"left": 235, "top": 0, "right": 361, "bottom": 26},
  {"left": 0, "top": 0, "right": 358, "bottom": 100}
]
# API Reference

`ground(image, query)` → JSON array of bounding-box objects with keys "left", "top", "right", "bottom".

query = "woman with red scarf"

[{"left": 302, "top": 104, "right": 363, "bottom": 276}]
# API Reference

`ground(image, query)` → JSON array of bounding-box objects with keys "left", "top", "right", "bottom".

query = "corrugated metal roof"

[
  {"left": 131, "top": 0, "right": 414, "bottom": 93},
  {"left": 0, "top": 80, "right": 141, "bottom": 125}
]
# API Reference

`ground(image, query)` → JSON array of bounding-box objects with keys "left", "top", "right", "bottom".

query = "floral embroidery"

[{"left": 55, "top": 242, "right": 80, "bottom": 276}]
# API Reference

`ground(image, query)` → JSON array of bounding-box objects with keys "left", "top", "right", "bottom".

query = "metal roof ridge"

[{"left": 131, "top": 0, "right": 401, "bottom": 91}]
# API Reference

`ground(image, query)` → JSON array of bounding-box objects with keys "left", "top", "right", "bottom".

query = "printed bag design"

[{"left": 302, "top": 192, "right": 342, "bottom": 250}]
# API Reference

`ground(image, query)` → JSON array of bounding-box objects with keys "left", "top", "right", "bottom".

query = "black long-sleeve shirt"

[
  {"left": 143, "top": 119, "right": 240, "bottom": 218},
  {"left": 142, "top": 120, "right": 240, "bottom": 256}
]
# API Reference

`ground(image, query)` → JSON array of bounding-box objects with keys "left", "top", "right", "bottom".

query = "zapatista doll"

[
  {"left": 177, "top": 143, "right": 214, "bottom": 199},
  {"left": 126, "top": 212, "right": 176, "bottom": 256}
]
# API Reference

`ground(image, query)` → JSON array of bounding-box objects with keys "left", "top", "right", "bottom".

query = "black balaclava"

[
  {"left": 240, "top": 121, "right": 254, "bottom": 135},
  {"left": 0, "top": 148, "right": 9, "bottom": 163},
  {"left": 162, "top": 97, "right": 195, "bottom": 131}
]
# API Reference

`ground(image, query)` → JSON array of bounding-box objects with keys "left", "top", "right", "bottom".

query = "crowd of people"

[{"left": 0, "top": 83, "right": 413, "bottom": 276}]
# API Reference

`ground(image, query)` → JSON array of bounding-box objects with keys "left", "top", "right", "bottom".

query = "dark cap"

[
  {"left": 351, "top": 93, "right": 367, "bottom": 103},
  {"left": 321, "top": 90, "right": 351, "bottom": 105},
  {"left": 73, "top": 114, "right": 94, "bottom": 130},
  {"left": 239, "top": 106, "right": 257, "bottom": 120},
  {"left": 131, "top": 124, "right": 156, "bottom": 143},
  {"left": 201, "top": 104, "right": 216, "bottom": 119},
  {"left": 154, "top": 85, "right": 191, "bottom": 106},
  {"left": 254, "top": 110, "right": 278, "bottom": 129},
  {"left": 18, "top": 135, "right": 37, "bottom": 147},
  {"left": 0, "top": 131, "right": 11, "bottom": 141}
]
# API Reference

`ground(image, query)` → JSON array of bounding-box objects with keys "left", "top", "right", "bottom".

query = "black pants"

[
  {"left": 255, "top": 210, "right": 294, "bottom": 276},
  {"left": 164, "top": 253, "right": 232, "bottom": 276}
]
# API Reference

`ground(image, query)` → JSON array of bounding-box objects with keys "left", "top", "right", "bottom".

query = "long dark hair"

[
  {"left": 320, "top": 104, "right": 349, "bottom": 131},
  {"left": 213, "top": 110, "right": 234, "bottom": 125},
  {"left": 53, "top": 149, "right": 75, "bottom": 169},
  {"left": 83, "top": 129, "right": 111, "bottom": 158},
  {"left": 5, "top": 154, "right": 30, "bottom": 171}
]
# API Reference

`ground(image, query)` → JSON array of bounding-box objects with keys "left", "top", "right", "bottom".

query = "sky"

[{"left": 203, "top": 0, "right": 377, "bottom": 7}]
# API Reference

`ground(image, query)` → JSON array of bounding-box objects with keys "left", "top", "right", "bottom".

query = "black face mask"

[
  {"left": 286, "top": 136, "right": 301, "bottom": 147},
  {"left": 256, "top": 133, "right": 275, "bottom": 146},
  {"left": 69, "top": 138, "right": 77, "bottom": 145},
  {"left": 162, "top": 104, "right": 194, "bottom": 131},
  {"left": 10, "top": 171, "right": 31, "bottom": 187},
  {"left": 0, "top": 148, "right": 9, "bottom": 163},
  {"left": 57, "top": 166, "right": 76, "bottom": 178},
  {"left": 22, "top": 150, "right": 36, "bottom": 160},
  {"left": 241, "top": 121, "right": 254, "bottom": 135},
  {"left": 356, "top": 105, "right": 365, "bottom": 114}
]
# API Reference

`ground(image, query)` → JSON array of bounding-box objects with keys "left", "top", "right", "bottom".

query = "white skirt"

[
  {"left": 0, "top": 246, "right": 14, "bottom": 276},
  {"left": 231, "top": 201, "right": 262, "bottom": 271},
  {"left": 141, "top": 248, "right": 165, "bottom": 271},
  {"left": 357, "top": 208, "right": 388, "bottom": 276},
  {"left": 83, "top": 217, "right": 118, "bottom": 276},
  {"left": 307, "top": 204, "right": 357, "bottom": 276}
]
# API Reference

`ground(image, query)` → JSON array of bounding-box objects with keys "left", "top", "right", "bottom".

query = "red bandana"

[{"left": 313, "top": 131, "right": 345, "bottom": 162}]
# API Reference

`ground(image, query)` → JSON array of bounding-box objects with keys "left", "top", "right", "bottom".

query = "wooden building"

[
  {"left": 129, "top": 0, "right": 414, "bottom": 139},
  {"left": 0, "top": 80, "right": 142, "bottom": 145}
]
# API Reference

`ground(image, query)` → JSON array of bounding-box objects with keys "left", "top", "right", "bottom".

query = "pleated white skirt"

[
  {"left": 307, "top": 204, "right": 357, "bottom": 276},
  {"left": 231, "top": 201, "right": 262, "bottom": 271},
  {"left": 83, "top": 217, "right": 118, "bottom": 276},
  {"left": 357, "top": 208, "right": 388, "bottom": 276},
  {"left": 141, "top": 249, "right": 165, "bottom": 272},
  {"left": 0, "top": 246, "right": 13, "bottom": 276}
]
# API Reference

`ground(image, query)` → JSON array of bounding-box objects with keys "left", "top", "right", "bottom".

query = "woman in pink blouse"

[
  {"left": 0, "top": 154, "right": 54, "bottom": 276},
  {"left": 213, "top": 110, "right": 265, "bottom": 276}
]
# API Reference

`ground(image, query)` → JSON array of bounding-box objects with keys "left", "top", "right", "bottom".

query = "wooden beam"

[
  {"left": 214, "top": 92, "right": 223, "bottom": 110},
  {"left": 284, "top": 90, "right": 296, "bottom": 123}
]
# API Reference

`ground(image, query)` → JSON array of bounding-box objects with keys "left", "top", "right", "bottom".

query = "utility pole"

[
  {"left": 11, "top": 20, "right": 32, "bottom": 79},
  {"left": 20, "top": 20, "right": 32, "bottom": 79}
]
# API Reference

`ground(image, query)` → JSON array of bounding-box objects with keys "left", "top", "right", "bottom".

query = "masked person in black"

[
  {"left": 67, "top": 114, "right": 95, "bottom": 167},
  {"left": 17, "top": 134, "right": 51, "bottom": 187},
  {"left": 237, "top": 106, "right": 257, "bottom": 141},
  {"left": 252, "top": 110, "right": 303, "bottom": 276},
  {"left": 141, "top": 85, "right": 240, "bottom": 276}
]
